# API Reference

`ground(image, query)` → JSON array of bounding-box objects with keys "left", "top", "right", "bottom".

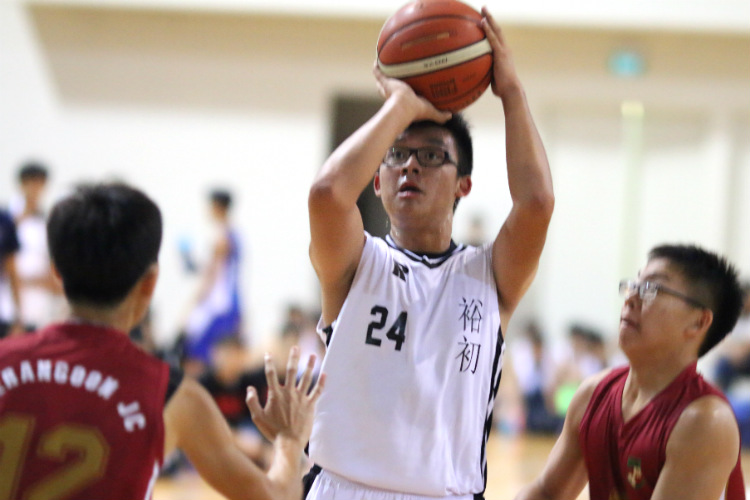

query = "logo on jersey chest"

[
  {"left": 627, "top": 456, "right": 645, "bottom": 489},
  {"left": 392, "top": 262, "right": 409, "bottom": 281}
]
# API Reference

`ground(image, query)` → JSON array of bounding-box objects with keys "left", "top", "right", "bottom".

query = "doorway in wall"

[{"left": 330, "top": 95, "right": 389, "bottom": 237}]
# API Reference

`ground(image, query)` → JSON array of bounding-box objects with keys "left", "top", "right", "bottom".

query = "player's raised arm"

[
  {"left": 308, "top": 69, "right": 450, "bottom": 324},
  {"left": 481, "top": 8, "right": 554, "bottom": 319}
]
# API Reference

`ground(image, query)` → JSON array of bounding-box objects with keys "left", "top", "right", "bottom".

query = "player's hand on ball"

[
  {"left": 480, "top": 7, "right": 521, "bottom": 99},
  {"left": 373, "top": 63, "right": 452, "bottom": 124},
  {"left": 245, "top": 346, "right": 325, "bottom": 445}
]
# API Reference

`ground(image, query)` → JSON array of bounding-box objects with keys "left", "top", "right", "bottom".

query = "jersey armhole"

[
  {"left": 316, "top": 316, "right": 334, "bottom": 348},
  {"left": 164, "top": 365, "right": 184, "bottom": 404}
]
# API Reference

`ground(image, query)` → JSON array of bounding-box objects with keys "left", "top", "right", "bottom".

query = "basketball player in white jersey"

[{"left": 306, "top": 8, "right": 554, "bottom": 500}]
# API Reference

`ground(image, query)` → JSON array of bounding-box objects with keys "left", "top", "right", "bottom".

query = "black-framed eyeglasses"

[
  {"left": 383, "top": 146, "right": 456, "bottom": 169},
  {"left": 618, "top": 279, "right": 707, "bottom": 309}
]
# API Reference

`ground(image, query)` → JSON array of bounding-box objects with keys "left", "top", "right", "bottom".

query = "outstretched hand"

[
  {"left": 373, "top": 63, "right": 452, "bottom": 124},
  {"left": 245, "top": 346, "right": 325, "bottom": 445}
]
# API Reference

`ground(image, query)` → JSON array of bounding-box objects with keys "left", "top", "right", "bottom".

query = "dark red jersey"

[
  {"left": 579, "top": 362, "right": 745, "bottom": 500},
  {"left": 0, "top": 322, "right": 170, "bottom": 500}
]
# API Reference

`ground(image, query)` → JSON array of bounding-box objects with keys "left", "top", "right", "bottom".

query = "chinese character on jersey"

[
  {"left": 459, "top": 297, "right": 483, "bottom": 333},
  {"left": 456, "top": 336, "right": 481, "bottom": 374}
]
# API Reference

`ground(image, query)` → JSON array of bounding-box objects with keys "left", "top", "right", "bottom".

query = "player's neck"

[
  {"left": 67, "top": 302, "right": 137, "bottom": 335},
  {"left": 622, "top": 357, "right": 693, "bottom": 419},
  {"left": 389, "top": 221, "right": 454, "bottom": 254}
]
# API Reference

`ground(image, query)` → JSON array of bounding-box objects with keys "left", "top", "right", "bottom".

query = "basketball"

[{"left": 376, "top": 0, "right": 493, "bottom": 112}]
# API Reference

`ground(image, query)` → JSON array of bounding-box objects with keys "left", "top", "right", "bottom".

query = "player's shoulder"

[
  {"left": 368, "top": 232, "right": 391, "bottom": 252},
  {"left": 166, "top": 375, "right": 213, "bottom": 414},
  {"left": 677, "top": 394, "right": 737, "bottom": 436},
  {"left": 0, "top": 329, "right": 45, "bottom": 355},
  {"left": 362, "top": 233, "right": 404, "bottom": 269},
  {"left": 667, "top": 393, "right": 740, "bottom": 465},
  {"left": 569, "top": 368, "right": 620, "bottom": 419},
  {"left": 580, "top": 366, "right": 620, "bottom": 396}
]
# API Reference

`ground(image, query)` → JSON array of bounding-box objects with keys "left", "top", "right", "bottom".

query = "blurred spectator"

[
  {"left": 492, "top": 346, "right": 524, "bottom": 435},
  {"left": 464, "top": 213, "right": 488, "bottom": 247},
  {"left": 712, "top": 281, "right": 750, "bottom": 392},
  {"left": 551, "top": 323, "right": 608, "bottom": 416},
  {"left": 181, "top": 188, "right": 243, "bottom": 375},
  {"left": 198, "top": 336, "right": 273, "bottom": 468},
  {"left": 1, "top": 162, "right": 62, "bottom": 332},
  {"left": 509, "top": 320, "right": 563, "bottom": 434},
  {"left": 0, "top": 209, "right": 22, "bottom": 338},
  {"left": 288, "top": 304, "right": 325, "bottom": 376},
  {"left": 710, "top": 282, "right": 750, "bottom": 448},
  {"left": 258, "top": 304, "right": 324, "bottom": 381}
]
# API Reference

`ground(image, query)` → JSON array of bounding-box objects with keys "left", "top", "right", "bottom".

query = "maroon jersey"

[
  {"left": 579, "top": 363, "right": 745, "bottom": 500},
  {"left": 0, "top": 322, "right": 170, "bottom": 500}
]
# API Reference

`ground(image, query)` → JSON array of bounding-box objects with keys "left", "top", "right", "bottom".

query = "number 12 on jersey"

[{"left": 365, "top": 305, "right": 407, "bottom": 351}]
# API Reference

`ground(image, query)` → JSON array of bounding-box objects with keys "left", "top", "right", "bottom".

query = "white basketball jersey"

[{"left": 309, "top": 233, "right": 504, "bottom": 496}]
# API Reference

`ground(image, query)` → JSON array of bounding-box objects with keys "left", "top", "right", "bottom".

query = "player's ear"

[
  {"left": 456, "top": 175, "right": 472, "bottom": 198},
  {"left": 138, "top": 263, "right": 159, "bottom": 299},
  {"left": 50, "top": 262, "right": 63, "bottom": 289},
  {"left": 686, "top": 308, "right": 713, "bottom": 339},
  {"left": 374, "top": 170, "right": 382, "bottom": 197}
]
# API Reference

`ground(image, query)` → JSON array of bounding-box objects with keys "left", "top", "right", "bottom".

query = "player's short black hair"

[
  {"left": 648, "top": 244, "right": 744, "bottom": 357},
  {"left": 406, "top": 113, "right": 473, "bottom": 178},
  {"left": 18, "top": 162, "right": 49, "bottom": 182},
  {"left": 47, "top": 183, "right": 162, "bottom": 308},
  {"left": 210, "top": 189, "right": 232, "bottom": 209}
]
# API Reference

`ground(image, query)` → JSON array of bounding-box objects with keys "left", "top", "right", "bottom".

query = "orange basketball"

[{"left": 377, "top": 0, "right": 493, "bottom": 112}]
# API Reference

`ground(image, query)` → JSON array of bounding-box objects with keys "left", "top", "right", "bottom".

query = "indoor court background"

[{"left": 2, "top": 0, "right": 748, "bottom": 348}]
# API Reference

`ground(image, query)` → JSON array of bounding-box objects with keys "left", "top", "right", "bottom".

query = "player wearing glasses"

[
  {"left": 305, "top": 8, "right": 554, "bottom": 500},
  {"left": 515, "top": 244, "right": 746, "bottom": 500}
]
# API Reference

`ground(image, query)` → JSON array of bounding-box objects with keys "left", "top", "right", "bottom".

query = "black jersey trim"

[
  {"left": 321, "top": 325, "right": 333, "bottom": 348},
  {"left": 383, "top": 234, "right": 466, "bottom": 268},
  {"left": 302, "top": 464, "right": 322, "bottom": 499},
  {"left": 479, "top": 325, "right": 504, "bottom": 492}
]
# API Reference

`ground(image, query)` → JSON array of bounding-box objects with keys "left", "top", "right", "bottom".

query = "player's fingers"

[
  {"left": 481, "top": 7, "right": 505, "bottom": 44},
  {"left": 307, "top": 372, "right": 326, "bottom": 402},
  {"left": 480, "top": 17, "right": 498, "bottom": 48},
  {"left": 437, "top": 110, "right": 453, "bottom": 123},
  {"left": 285, "top": 346, "right": 300, "bottom": 388},
  {"left": 245, "top": 386, "right": 263, "bottom": 416},
  {"left": 424, "top": 106, "right": 452, "bottom": 124},
  {"left": 373, "top": 66, "right": 390, "bottom": 98},
  {"left": 373, "top": 63, "right": 393, "bottom": 84},
  {"left": 296, "top": 354, "right": 316, "bottom": 393},
  {"left": 264, "top": 353, "right": 281, "bottom": 392}
]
